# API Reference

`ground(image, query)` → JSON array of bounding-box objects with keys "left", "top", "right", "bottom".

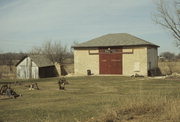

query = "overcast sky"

[{"left": 0, "top": 0, "right": 179, "bottom": 54}]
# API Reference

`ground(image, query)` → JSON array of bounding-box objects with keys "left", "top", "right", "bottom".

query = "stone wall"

[
  {"left": 74, "top": 46, "right": 158, "bottom": 76},
  {"left": 74, "top": 49, "right": 99, "bottom": 75},
  {"left": 123, "top": 47, "right": 148, "bottom": 76}
]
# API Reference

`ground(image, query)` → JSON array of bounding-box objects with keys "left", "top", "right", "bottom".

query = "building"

[
  {"left": 73, "top": 33, "right": 159, "bottom": 76},
  {"left": 16, "top": 55, "right": 59, "bottom": 79}
]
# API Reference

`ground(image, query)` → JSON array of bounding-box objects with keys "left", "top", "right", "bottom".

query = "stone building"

[
  {"left": 73, "top": 33, "right": 159, "bottom": 76},
  {"left": 16, "top": 55, "right": 59, "bottom": 79}
]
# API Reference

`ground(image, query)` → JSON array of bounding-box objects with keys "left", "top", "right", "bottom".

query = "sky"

[{"left": 0, "top": 0, "right": 179, "bottom": 54}]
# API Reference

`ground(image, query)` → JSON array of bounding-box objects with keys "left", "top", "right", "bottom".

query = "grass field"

[{"left": 0, "top": 76, "right": 180, "bottom": 122}]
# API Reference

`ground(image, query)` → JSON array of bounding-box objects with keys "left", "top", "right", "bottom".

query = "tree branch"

[{"left": 154, "top": 0, "right": 180, "bottom": 48}]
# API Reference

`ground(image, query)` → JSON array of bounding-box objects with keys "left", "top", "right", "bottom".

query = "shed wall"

[
  {"left": 16, "top": 57, "right": 39, "bottom": 79},
  {"left": 147, "top": 47, "right": 158, "bottom": 70},
  {"left": 74, "top": 49, "right": 99, "bottom": 75},
  {"left": 122, "top": 47, "right": 148, "bottom": 76}
]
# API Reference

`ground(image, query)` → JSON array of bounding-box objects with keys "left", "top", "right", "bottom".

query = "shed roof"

[
  {"left": 16, "top": 55, "right": 54, "bottom": 67},
  {"left": 29, "top": 55, "right": 54, "bottom": 67},
  {"left": 73, "top": 33, "right": 159, "bottom": 48}
]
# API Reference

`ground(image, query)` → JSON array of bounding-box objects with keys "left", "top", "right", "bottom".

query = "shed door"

[{"left": 99, "top": 48, "right": 122, "bottom": 74}]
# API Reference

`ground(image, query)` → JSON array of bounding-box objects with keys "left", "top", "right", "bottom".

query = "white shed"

[{"left": 16, "top": 55, "right": 58, "bottom": 79}]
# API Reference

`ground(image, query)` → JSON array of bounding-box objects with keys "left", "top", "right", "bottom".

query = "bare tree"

[
  {"left": 7, "top": 53, "right": 13, "bottom": 71},
  {"left": 30, "top": 46, "right": 42, "bottom": 54},
  {"left": 30, "top": 40, "right": 68, "bottom": 63},
  {"left": 154, "top": 0, "right": 180, "bottom": 47}
]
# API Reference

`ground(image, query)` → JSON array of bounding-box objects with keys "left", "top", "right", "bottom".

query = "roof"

[
  {"left": 73, "top": 33, "right": 159, "bottom": 48},
  {"left": 16, "top": 55, "right": 54, "bottom": 67}
]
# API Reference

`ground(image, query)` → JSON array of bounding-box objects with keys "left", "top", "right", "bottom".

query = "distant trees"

[
  {"left": 154, "top": 0, "right": 180, "bottom": 48},
  {"left": 160, "top": 51, "right": 180, "bottom": 61},
  {"left": 0, "top": 53, "right": 26, "bottom": 73},
  {"left": 0, "top": 53, "right": 26, "bottom": 65},
  {"left": 30, "top": 41, "right": 72, "bottom": 63},
  {"left": 0, "top": 41, "right": 73, "bottom": 65},
  {"left": 160, "top": 52, "right": 175, "bottom": 60}
]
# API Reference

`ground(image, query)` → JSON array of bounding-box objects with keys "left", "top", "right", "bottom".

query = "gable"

[{"left": 16, "top": 57, "right": 38, "bottom": 67}]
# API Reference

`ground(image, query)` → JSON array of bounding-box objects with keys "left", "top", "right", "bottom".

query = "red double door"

[{"left": 99, "top": 48, "right": 122, "bottom": 74}]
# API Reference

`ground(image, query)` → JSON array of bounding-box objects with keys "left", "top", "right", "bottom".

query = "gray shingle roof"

[
  {"left": 73, "top": 33, "right": 159, "bottom": 48},
  {"left": 29, "top": 55, "right": 54, "bottom": 67}
]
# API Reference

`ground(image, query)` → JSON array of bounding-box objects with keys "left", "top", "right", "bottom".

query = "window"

[
  {"left": 103, "top": 48, "right": 120, "bottom": 53},
  {"left": 134, "top": 62, "right": 140, "bottom": 72}
]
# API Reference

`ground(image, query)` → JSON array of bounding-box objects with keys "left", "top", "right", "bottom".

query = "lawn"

[{"left": 0, "top": 76, "right": 180, "bottom": 122}]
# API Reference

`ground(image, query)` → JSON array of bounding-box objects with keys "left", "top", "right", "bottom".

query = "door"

[{"left": 99, "top": 48, "right": 122, "bottom": 74}]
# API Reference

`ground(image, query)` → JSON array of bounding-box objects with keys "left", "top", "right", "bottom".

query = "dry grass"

[
  {"left": 0, "top": 76, "right": 180, "bottom": 122},
  {"left": 91, "top": 97, "right": 180, "bottom": 122},
  {"left": 158, "top": 61, "right": 180, "bottom": 75},
  {"left": 0, "top": 65, "right": 16, "bottom": 79}
]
